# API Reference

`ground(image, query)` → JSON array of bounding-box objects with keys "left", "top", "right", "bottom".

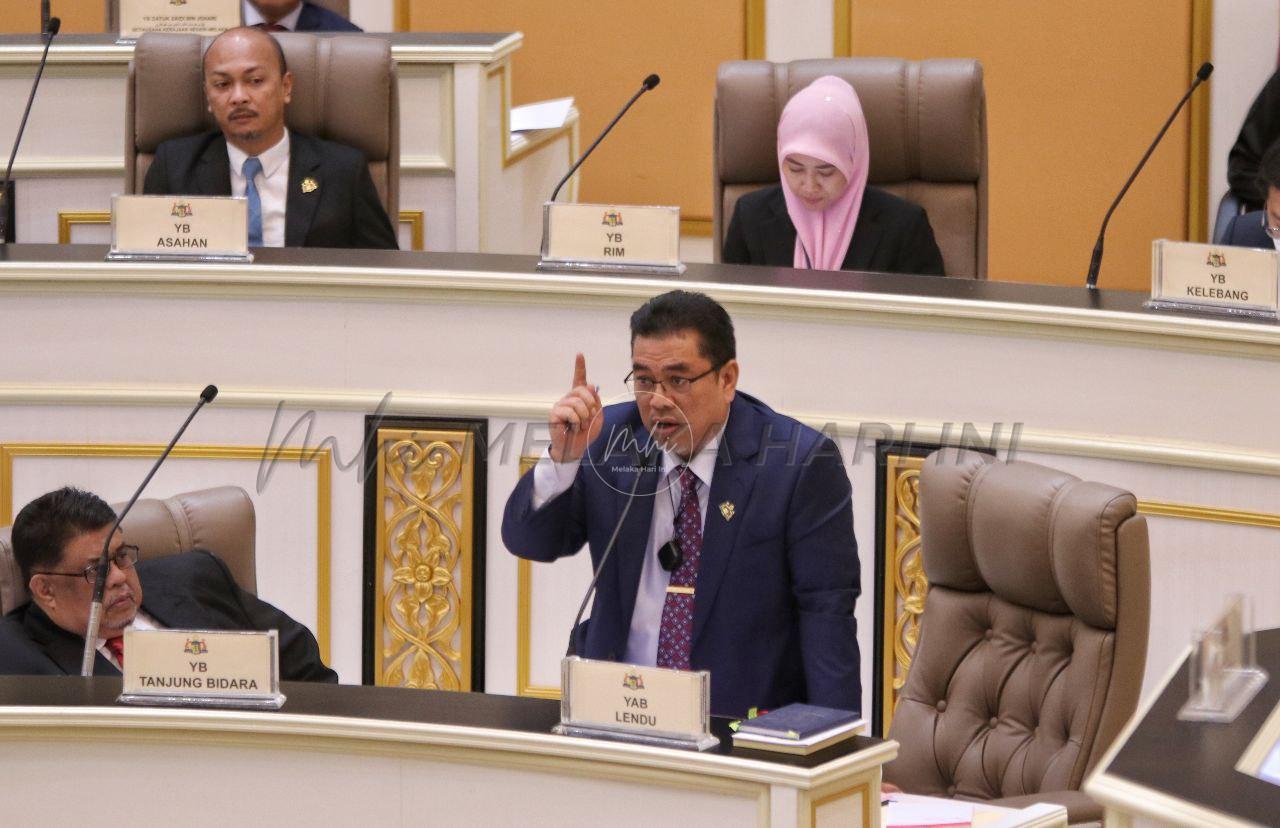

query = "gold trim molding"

[
  {"left": 1138, "top": 499, "right": 1280, "bottom": 530},
  {"left": 880, "top": 454, "right": 925, "bottom": 735},
  {"left": 374, "top": 427, "right": 476, "bottom": 691},
  {"left": 745, "top": 0, "right": 766, "bottom": 60},
  {"left": 680, "top": 218, "right": 713, "bottom": 237},
  {"left": 57, "top": 211, "right": 111, "bottom": 244},
  {"left": 515, "top": 454, "right": 560, "bottom": 698},
  {"left": 398, "top": 210, "right": 425, "bottom": 251},
  {"left": 0, "top": 442, "right": 333, "bottom": 662}
]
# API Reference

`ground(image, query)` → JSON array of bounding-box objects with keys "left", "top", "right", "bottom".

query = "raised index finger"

[{"left": 572, "top": 352, "right": 588, "bottom": 389}]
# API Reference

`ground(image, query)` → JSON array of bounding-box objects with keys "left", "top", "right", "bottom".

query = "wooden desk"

[
  {"left": 1086, "top": 628, "right": 1280, "bottom": 826},
  {"left": 0, "top": 676, "right": 894, "bottom": 826},
  {"left": 0, "top": 245, "right": 1276, "bottom": 729}
]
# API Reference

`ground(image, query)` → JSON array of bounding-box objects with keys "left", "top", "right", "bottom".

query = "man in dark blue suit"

[
  {"left": 502, "top": 291, "right": 860, "bottom": 717},
  {"left": 244, "top": 0, "right": 362, "bottom": 31},
  {"left": 1222, "top": 141, "right": 1280, "bottom": 250}
]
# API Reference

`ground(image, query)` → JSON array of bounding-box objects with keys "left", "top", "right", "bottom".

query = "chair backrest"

[
  {"left": 885, "top": 449, "right": 1149, "bottom": 803},
  {"left": 125, "top": 31, "right": 399, "bottom": 220},
  {"left": 715, "top": 58, "right": 988, "bottom": 278},
  {"left": 0, "top": 486, "right": 257, "bottom": 615}
]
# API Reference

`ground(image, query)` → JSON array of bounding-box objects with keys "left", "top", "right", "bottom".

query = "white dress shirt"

[
  {"left": 242, "top": 0, "right": 304, "bottom": 30},
  {"left": 95, "top": 608, "right": 160, "bottom": 672},
  {"left": 226, "top": 130, "right": 290, "bottom": 248},
  {"left": 531, "top": 423, "right": 724, "bottom": 665}
]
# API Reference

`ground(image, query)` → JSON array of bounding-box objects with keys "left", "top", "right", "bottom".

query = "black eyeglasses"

[
  {"left": 33, "top": 545, "right": 140, "bottom": 584},
  {"left": 624, "top": 364, "right": 721, "bottom": 397}
]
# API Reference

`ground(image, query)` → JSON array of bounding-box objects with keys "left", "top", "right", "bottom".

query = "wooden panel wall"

[
  {"left": 406, "top": 0, "right": 750, "bottom": 230},
  {"left": 2, "top": 0, "right": 105, "bottom": 33},
  {"left": 841, "top": 0, "right": 1198, "bottom": 289}
]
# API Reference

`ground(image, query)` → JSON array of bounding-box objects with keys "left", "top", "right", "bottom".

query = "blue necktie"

[{"left": 243, "top": 156, "right": 263, "bottom": 246}]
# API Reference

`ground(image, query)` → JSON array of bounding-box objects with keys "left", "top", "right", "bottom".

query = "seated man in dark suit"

[
  {"left": 144, "top": 26, "right": 397, "bottom": 250},
  {"left": 1221, "top": 140, "right": 1280, "bottom": 250},
  {"left": 502, "top": 290, "right": 860, "bottom": 718},
  {"left": 244, "top": 0, "right": 362, "bottom": 32},
  {"left": 0, "top": 487, "right": 336, "bottom": 682}
]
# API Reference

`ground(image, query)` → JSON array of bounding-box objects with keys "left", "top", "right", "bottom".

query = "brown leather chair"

[
  {"left": 714, "top": 58, "right": 988, "bottom": 278},
  {"left": 0, "top": 486, "right": 257, "bottom": 614},
  {"left": 125, "top": 31, "right": 399, "bottom": 220},
  {"left": 883, "top": 449, "right": 1149, "bottom": 823}
]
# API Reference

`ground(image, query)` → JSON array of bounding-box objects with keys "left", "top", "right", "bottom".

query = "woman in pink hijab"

[{"left": 723, "top": 75, "right": 944, "bottom": 275}]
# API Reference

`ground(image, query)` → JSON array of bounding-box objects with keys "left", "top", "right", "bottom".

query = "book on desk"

[{"left": 731, "top": 703, "right": 866, "bottom": 755}]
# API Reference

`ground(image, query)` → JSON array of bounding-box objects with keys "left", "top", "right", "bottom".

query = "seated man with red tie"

[
  {"left": 143, "top": 26, "right": 397, "bottom": 250},
  {"left": 0, "top": 487, "right": 336, "bottom": 681},
  {"left": 244, "top": 0, "right": 362, "bottom": 32},
  {"left": 501, "top": 290, "right": 861, "bottom": 717}
]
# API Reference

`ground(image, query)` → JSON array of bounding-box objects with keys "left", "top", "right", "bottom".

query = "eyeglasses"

[
  {"left": 33, "top": 545, "right": 140, "bottom": 584},
  {"left": 1262, "top": 213, "right": 1280, "bottom": 240},
  {"left": 624, "top": 365, "right": 721, "bottom": 397}
]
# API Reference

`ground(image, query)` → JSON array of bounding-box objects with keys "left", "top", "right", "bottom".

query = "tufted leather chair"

[
  {"left": 715, "top": 58, "right": 988, "bottom": 278},
  {"left": 125, "top": 31, "right": 399, "bottom": 220},
  {"left": 0, "top": 486, "right": 257, "bottom": 615},
  {"left": 883, "top": 449, "right": 1150, "bottom": 823}
]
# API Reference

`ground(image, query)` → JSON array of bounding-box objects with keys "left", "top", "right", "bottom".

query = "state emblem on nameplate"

[
  {"left": 170, "top": 201, "right": 193, "bottom": 218},
  {"left": 601, "top": 209, "right": 623, "bottom": 227}
]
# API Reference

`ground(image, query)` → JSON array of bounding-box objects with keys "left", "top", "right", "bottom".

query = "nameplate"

[
  {"left": 553, "top": 656, "right": 718, "bottom": 751},
  {"left": 108, "top": 195, "right": 252, "bottom": 263},
  {"left": 1148, "top": 239, "right": 1278, "bottom": 319},
  {"left": 117, "top": 0, "right": 240, "bottom": 40},
  {"left": 118, "top": 628, "right": 285, "bottom": 710},
  {"left": 538, "top": 203, "right": 685, "bottom": 275}
]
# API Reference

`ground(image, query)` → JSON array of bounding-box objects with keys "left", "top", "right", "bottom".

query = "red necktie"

[
  {"left": 656, "top": 466, "right": 702, "bottom": 670},
  {"left": 105, "top": 635, "right": 125, "bottom": 668}
]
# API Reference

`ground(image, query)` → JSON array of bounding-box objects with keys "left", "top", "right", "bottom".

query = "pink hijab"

[{"left": 777, "top": 76, "right": 870, "bottom": 270}]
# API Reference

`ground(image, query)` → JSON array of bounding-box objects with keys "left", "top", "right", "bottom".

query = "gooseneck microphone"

[
  {"left": 1085, "top": 61, "right": 1213, "bottom": 289},
  {"left": 80, "top": 384, "right": 219, "bottom": 676},
  {"left": 565, "top": 437, "right": 655, "bottom": 657},
  {"left": 549, "top": 74, "right": 661, "bottom": 203},
  {"left": 0, "top": 16, "right": 60, "bottom": 244}
]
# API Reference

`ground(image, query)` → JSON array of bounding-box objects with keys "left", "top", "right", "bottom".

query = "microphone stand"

[
  {"left": 80, "top": 385, "right": 218, "bottom": 675},
  {"left": 0, "top": 17, "right": 59, "bottom": 245}
]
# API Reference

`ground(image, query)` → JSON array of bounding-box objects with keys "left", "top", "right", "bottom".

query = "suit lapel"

[
  {"left": 762, "top": 187, "right": 799, "bottom": 266},
  {"left": 691, "top": 396, "right": 761, "bottom": 648},
  {"left": 195, "top": 134, "right": 233, "bottom": 197},
  {"left": 842, "top": 196, "right": 884, "bottom": 271},
  {"left": 285, "top": 131, "right": 322, "bottom": 247},
  {"left": 24, "top": 603, "right": 117, "bottom": 676}
]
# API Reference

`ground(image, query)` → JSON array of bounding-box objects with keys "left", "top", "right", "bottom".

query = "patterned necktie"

[
  {"left": 105, "top": 635, "right": 125, "bottom": 668},
  {"left": 656, "top": 466, "right": 702, "bottom": 670},
  {"left": 243, "top": 156, "right": 264, "bottom": 247}
]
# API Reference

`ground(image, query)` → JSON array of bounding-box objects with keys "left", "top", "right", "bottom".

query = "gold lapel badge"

[
  {"left": 301, "top": 177, "right": 319, "bottom": 194},
  {"left": 719, "top": 501, "right": 735, "bottom": 521}
]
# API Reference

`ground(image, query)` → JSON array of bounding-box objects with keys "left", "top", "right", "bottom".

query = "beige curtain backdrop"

[
  {"left": 838, "top": 0, "right": 1203, "bottom": 290},
  {"left": 406, "top": 0, "right": 753, "bottom": 233}
]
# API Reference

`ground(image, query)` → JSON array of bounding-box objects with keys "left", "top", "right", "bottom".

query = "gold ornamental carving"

[
  {"left": 881, "top": 454, "right": 927, "bottom": 733},
  {"left": 375, "top": 428, "right": 474, "bottom": 691}
]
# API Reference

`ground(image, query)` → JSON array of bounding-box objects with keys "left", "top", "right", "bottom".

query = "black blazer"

[
  {"left": 143, "top": 129, "right": 398, "bottom": 250},
  {"left": 722, "top": 184, "right": 945, "bottom": 276},
  {"left": 296, "top": 1, "right": 362, "bottom": 31},
  {"left": 0, "top": 549, "right": 337, "bottom": 683},
  {"left": 1221, "top": 210, "right": 1273, "bottom": 249}
]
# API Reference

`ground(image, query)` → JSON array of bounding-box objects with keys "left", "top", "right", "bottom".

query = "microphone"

[
  {"left": 79, "top": 384, "right": 219, "bottom": 676},
  {"left": 565, "top": 430, "right": 656, "bottom": 657},
  {"left": 549, "top": 74, "right": 661, "bottom": 203},
  {"left": 0, "top": 16, "right": 59, "bottom": 245},
  {"left": 1085, "top": 61, "right": 1213, "bottom": 289},
  {"left": 657, "top": 540, "right": 682, "bottom": 573}
]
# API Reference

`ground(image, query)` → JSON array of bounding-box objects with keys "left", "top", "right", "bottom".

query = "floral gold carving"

[{"left": 377, "top": 429, "right": 473, "bottom": 691}]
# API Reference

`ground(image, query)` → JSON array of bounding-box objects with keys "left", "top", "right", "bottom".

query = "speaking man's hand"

[{"left": 549, "top": 353, "right": 603, "bottom": 463}]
